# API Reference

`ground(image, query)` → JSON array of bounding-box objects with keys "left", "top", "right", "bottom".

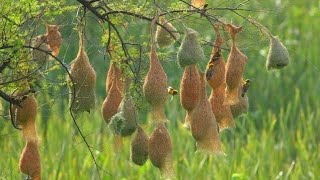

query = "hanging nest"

[
  {"left": 191, "top": 0, "right": 206, "bottom": 9},
  {"left": 177, "top": 28, "right": 204, "bottom": 68},
  {"left": 101, "top": 76, "right": 123, "bottom": 124},
  {"left": 143, "top": 45, "right": 168, "bottom": 123},
  {"left": 32, "top": 34, "right": 49, "bottom": 69},
  {"left": 206, "top": 25, "right": 225, "bottom": 90},
  {"left": 155, "top": 16, "right": 180, "bottom": 48},
  {"left": 19, "top": 140, "right": 41, "bottom": 180},
  {"left": 209, "top": 84, "right": 234, "bottom": 131},
  {"left": 190, "top": 73, "right": 223, "bottom": 154},
  {"left": 46, "top": 24, "right": 62, "bottom": 57},
  {"left": 109, "top": 94, "right": 137, "bottom": 137},
  {"left": 10, "top": 93, "right": 37, "bottom": 128},
  {"left": 148, "top": 123, "right": 174, "bottom": 179},
  {"left": 231, "top": 85, "right": 249, "bottom": 118},
  {"left": 266, "top": 35, "right": 289, "bottom": 70},
  {"left": 67, "top": 32, "right": 96, "bottom": 115},
  {"left": 180, "top": 65, "right": 200, "bottom": 128},
  {"left": 131, "top": 126, "right": 149, "bottom": 166},
  {"left": 224, "top": 24, "right": 248, "bottom": 105}
]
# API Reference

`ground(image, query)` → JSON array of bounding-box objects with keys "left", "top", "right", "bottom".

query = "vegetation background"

[{"left": 0, "top": 0, "right": 319, "bottom": 179}]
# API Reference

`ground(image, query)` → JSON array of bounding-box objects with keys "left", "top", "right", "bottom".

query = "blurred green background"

[{"left": 0, "top": 0, "right": 319, "bottom": 179}]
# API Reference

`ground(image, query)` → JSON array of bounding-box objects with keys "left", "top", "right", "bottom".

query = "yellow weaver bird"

[
  {"left": 205, "top": 62, "right": 215, "bottom": 81},
  {"left": 167, "top": 86, "right": 178, "bottom": 102},
  {"left": 241, "top": 79, "right": 251, "bottom": 97}
]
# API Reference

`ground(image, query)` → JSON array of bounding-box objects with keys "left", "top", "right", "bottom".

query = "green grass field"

[{"left": 1, "top": 0, "right": 319, "bottom": 179}]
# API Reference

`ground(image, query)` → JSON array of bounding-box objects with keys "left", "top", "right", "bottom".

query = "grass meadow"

[{"left": 0, "top": 0, "right": 319, "bottom": 179}]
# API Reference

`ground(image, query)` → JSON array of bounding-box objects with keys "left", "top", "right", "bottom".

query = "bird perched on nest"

[
  {"left": 241, "top": 79, "right": 251, "bottom": 97},
  {"left": 205, "top": 51, "right": 220, "bottom": 81}
]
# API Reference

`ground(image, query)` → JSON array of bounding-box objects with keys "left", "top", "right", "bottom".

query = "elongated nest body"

[
  {"left": 106, "top": 63, "right": 123, "bottom": 93},
  {"left": 231, "top": 86, "right": 249, "bottom": 118},
  {"left": 10, "top": 93, "right": 37, "bottom": 129},
  {"left": 155, "top": 17, "right": 180, "bottom": 48},
  {"left": 19, "top": 140, "right": 41, "bottom": 180},
  {"left": 225, "top": 24, "right": 248, "bottom": 105},
  {"left": 266, "top": 35, "right": 290, "bottom": 70},
  {"left": 32, "top": 34, "right": 49, "bottom": 68},
  {"left": 209, "top": 84, "right": 234, "bottom": 131},
  {"left": 206, "top": 50, "right": 226, "bottom": 90},
  {"left": 180, "top": 65, "right": 200, "bottom": 111},
  {"left": 148, "top": 123, "right": 174, "bottom": 179},
  {"left": 102, "top": 77, "right": 123, "bottom": 124},
  {"left": 177, "top": 28, "right": 204, "bottom": 68},
  {"left": 67, "top": 37, "right": 96, "bottom": 114},
  {"left": 131, "top": 126, "right": 149, "bottom": 166},
  {"left": 110, "top": 95, "right": 137, "bottom": 137},
  {"left": 46, "top": 24, "right": 62, "bottom": 57},
  {"left": 191, "top": 0, "right": 206, "bottom": 9},
  {"left": 190, "top": 73, "right": 223, "bottom": 155},
  {"left": 143, "top": 46, "right": 168, "bottom": 123}
]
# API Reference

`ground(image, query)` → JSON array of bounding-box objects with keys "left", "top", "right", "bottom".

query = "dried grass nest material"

[
  {"left": 19, "top": 140, "right": 41, "bottom": 180},
  {"left": 155, "top": 16, "right": 180, "bottom": 48},
  {"left": 131, "top": 126, "right": 149, "bottom": 166},
  {"left": 143, "top": 46, "right": 168, "bottom": 123},
  {"left": 266, "top": 35, "right": 290, "bottom": 70},
  {"left": 106, "top": 63, "right": 123, "bottom": 93},
  {"left": 10, "top": 93, "right": 37, "bottom": 128},
  {"left": 231, "top": 86, "right": 249, "bottom": 118},
  {"left": 32, "top": 34, "right": 49, "bottom": 68},
  {"left": 110, "top": 95, "right": 137, "bottom": 137},
  {"left": 180, "top": 65, "right": 201, "bottom": 129},
  {"left": 206, "top": 49, "right": 226, "bottom": 90},
  {"left": 148, "top": 123, "right": 174, "bottom": 179},
  {"left": 180, "top": 65, "right": 200, "bottom": 111},
  {"left": 190, "top": 73, "right": 223, "bottom": 155},
  {"left": 206, "top": 25, "right": 225, "bottom": 90},
  {"left": 67, "top": 33, "right": 96, "bottom": 114},
  {"left": 224, "top": 24, "right": 248, "bottom": 105},
  {"left": 209, "top": 84, "right": 235, "bottom": 131},
  {"left": 102, "top": 76, "right": 123, "bottom": 124},
  {"left": 46, "top": 24, "right": 62, "bottom": 57},
  {"left": 177, "top": 28, "right": 205, "bottom": 68}
]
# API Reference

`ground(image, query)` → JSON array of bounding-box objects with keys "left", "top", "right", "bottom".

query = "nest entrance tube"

[
  {"left": 209, "top": 84, "right": 235, "bottom": 131},
  {"left": 231, "top": 83, "right": 249, "bottom": 118}
]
